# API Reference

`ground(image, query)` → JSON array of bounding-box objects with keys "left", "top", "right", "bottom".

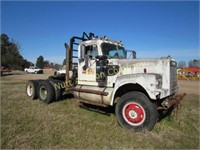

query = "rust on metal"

[
  {"left": 165, "top": 93, "right": 187, "bottom": 109},
  {"left": 77, "top": 100, "right": 108, "bottom": 107},
  {"left": 65, "top": 43, "right": 70, "bottom": 90},
  {"left": 73, "top": 88, "right": 108, "bottom": 96}
]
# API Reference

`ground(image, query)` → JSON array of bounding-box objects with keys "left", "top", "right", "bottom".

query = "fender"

[{"left": 111, "top": 73, "right": 161, "bottom": 105}]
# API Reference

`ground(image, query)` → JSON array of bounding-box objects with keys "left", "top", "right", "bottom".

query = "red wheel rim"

[{"left": 122, "top": 102, "right": 146, "bottom": 126}]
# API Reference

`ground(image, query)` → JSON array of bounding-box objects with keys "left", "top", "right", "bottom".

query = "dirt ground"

[
  {"left": 1, "top": 70, "right": 54, "bottom": 81},
  {"left": 1, "top": 70, "right": 199, "bottom": 96},
  {"left": 178, "top": 79, "right": 200, "bottom": 95}
]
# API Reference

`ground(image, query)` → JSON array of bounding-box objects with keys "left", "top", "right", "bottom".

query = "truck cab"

[
  {"left": 78, "top": 38, "right": 134, "bottom": 86},
  {"left": 76, "top": 37, "right": 179, "bottom": 101}
]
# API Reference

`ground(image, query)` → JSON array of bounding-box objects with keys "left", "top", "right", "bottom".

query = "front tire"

[
  {"left": 38, "top": 80, "right": 55, "bottom": 104},
  {"left": 115, "top": 91, "right": 158, "bottom": 131}
]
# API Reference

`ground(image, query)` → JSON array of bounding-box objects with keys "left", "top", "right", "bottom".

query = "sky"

[{"left": 1, "top": 1, "right": 199, "bottom": 64}]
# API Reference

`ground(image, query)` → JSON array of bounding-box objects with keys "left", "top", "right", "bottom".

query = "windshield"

[{"left": 101, "top": 43, "right": 126, "bottom": 59}]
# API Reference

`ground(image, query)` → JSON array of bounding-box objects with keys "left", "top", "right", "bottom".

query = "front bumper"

[
  {"left": 162, "top": 93, "right": 187, "bottom": 109},
  {"left": 159, "top": 93, "right": 187, "bottom": 109},
  {"left": 157, "top": 93, "right": 187, "bottom": 121}
]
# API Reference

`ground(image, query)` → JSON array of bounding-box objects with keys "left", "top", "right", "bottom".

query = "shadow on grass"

[
  {"left": 157, "top": 106, "right": 174, "bottom": 122},
  {"left": 79, "top": 103, "right": 115, "bottom": 116},
  {"left": 81, "top": 103, "right": 175, "bottom": 120},
  {"left": 55, "top": 94, "right": 115, "bottom": 116},
  {"left": 54, "top": 93, "right": 74, "bottom": 103},
  {"left": 57, "top": 93, "right": 176, "bottom": 120}
]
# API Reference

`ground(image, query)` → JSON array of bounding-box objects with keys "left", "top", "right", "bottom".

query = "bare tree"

[
  {"left": 178, "top": 60, "right": 186, "bottom": 68},
  {"left": 188, "top": 59, "right": 200, "bottom": 68}
]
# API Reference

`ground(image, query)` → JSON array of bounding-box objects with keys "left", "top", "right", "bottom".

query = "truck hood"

[{"left": 109, "top": 57, "right": 173, "bottom": 68}]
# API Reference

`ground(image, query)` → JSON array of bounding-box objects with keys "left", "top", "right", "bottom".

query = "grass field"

[{"left": 1, "top": 71, "right": 199, "bottom": 149}]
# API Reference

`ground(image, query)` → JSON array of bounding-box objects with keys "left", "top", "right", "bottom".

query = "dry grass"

[{"left": 1, "top": 75, "right": 199, "bottom": 149}]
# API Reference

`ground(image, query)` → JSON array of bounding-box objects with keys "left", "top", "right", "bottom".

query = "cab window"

[
  {"left": 101, "top": 43, "right": 126, "bottom": 59},
  {"left": 85, "top": 45, "right": 98, "bottom": 59}
]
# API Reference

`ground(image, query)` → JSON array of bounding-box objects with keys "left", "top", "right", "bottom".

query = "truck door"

[{"left": 78, "top": 45, "right": 98, "bottom": 85}]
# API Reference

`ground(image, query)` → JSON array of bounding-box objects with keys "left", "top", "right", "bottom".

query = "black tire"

[
  {"left": 38, "top": 80, "right": 55, "bottom": 104},
  {"left": 158, "top": 106, "right": 174, "bottom": 121},
  {"left": 48, "top": 78, "right": 65, "bottom": 101},
  {"left": 115, "top": 91, "right": 158, "bottom": 131},
  {"left": 35, "top": 79, "right": 45, "bottom": 84},
  {"left": 26, "top": 80, "right": 39, "bottom": 100}
]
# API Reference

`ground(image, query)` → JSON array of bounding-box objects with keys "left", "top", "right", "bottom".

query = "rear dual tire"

[
  {"left": 48, "top": 77, "right": 65, "bottom": 101},
  {"left": 38, "top": 80, "right": 55, "bottom": 104},
  {"left": 26, "top": 80, "right": 46, "bottom": 100},
  {"left": 26, "top": 79, "right": 64, "bottom": 104}
]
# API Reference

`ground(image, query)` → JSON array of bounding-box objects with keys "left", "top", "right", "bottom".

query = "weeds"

[{"left": 1, "top": 80, "right": 199, "bottom": 149}]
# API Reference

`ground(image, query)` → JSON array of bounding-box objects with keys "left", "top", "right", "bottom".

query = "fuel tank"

[{"left": 73, "top": 85, "right": 113, "bottom": 105}]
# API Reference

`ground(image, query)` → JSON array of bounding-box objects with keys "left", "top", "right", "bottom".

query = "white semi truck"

[{"left": 26, "top": 32, "right": 186, "bottom": 131}]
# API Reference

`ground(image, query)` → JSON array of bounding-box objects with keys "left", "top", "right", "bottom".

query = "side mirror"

[
  {"left": 125, "top": 50, "right": 136, "bottom": 59},
  {"left": 132, "top": 51, "right": 136, "bottom": 59}
]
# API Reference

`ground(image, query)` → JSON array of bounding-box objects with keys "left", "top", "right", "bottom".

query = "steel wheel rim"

[
  {"left": 40, "top": 86, "right": 47, "bottom": 100},
  {"left": 27, "top": 85, "right": 33, "bottom": 96},
  {"left": 122, "top": 102, "right": 146, "bottom": 126}
]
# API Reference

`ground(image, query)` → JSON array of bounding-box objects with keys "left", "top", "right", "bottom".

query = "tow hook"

[{"left": 162, "top": 93, "right": 187, "bottom": 109}]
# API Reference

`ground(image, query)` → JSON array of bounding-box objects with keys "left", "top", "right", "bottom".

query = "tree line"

[
  {"left": 1, "top": 34, "right": 33, "bottom": 70},
  {"left": 178, "top": 60, "right": 200, "bottom": 69},
  {"left": 36, "top": 55, "right": 64, "bottom": 70},
  {"left": 1, "top": 33, "right": 64, "bottom": 70}
]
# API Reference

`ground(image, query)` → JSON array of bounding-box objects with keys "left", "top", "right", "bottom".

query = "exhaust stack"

[{"left": 64, "top": 43, "right": 70, "bottom": 90}]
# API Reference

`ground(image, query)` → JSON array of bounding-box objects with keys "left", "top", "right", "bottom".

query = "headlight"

[{"left": 156, "top": 78, "right": 162, "bottom": 89}]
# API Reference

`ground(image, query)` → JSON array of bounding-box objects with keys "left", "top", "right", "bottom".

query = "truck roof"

[{"left": 80, "top": 37, "right": 124, "bottom": 47}]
